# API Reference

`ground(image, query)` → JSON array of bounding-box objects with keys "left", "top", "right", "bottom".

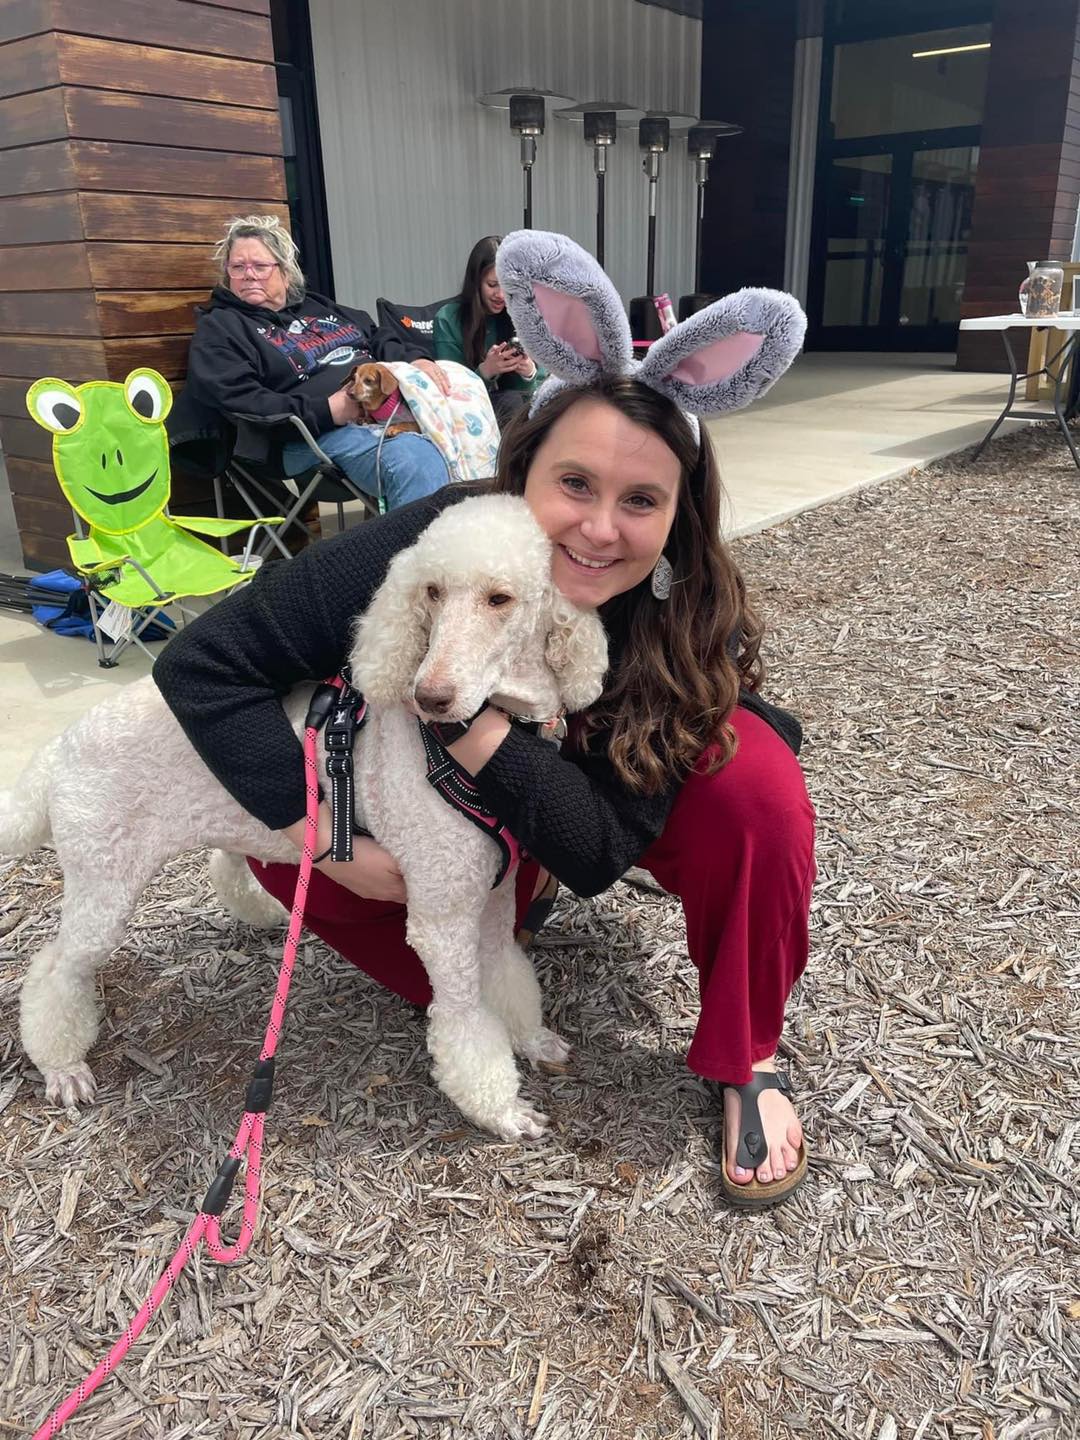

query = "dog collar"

[
  {"left": 368, "top": 393, "right": 400, "bottom": 422},
  {"left": 424, "top": 706, "right": 567, "bottom": 747},
  {"left": 423, "top": 703, "right": 487, "bottom": 747},
  {"left": 502, "top": 710, "right": 567, "bottom": 744}
]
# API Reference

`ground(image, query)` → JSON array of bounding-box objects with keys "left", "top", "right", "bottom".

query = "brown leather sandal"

[
  {"left": 720, "top": 1069, "right": 808, "bottom": 1208},
  {"left": 515, "top": 874, "right": 559, "bottom": 949}
]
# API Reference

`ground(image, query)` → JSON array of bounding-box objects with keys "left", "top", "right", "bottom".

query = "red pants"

[{"left": 249, "top": 706, "right": 815, "bottom": 1085}]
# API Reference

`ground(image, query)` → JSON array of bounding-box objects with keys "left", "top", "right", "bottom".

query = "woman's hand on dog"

[
  {"left": 414, "top": 358, "right": 451, "bottom": 395},
  {"left": 329, "top": 388, "right": 363, "bottom": 425},
  {"left": 280, "top": 809, "right": 407, "bottom": 903},
  {"left": 331, "top": 837, "right": 407, "bottom": 903}
]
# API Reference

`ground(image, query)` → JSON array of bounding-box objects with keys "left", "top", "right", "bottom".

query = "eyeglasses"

[{"left": 227, "top": 261, "right": 278, "bottom": 279}]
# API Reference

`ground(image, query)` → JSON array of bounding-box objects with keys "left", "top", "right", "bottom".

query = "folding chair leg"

[
  {"left": 85, "top": 588, "right": 117, "bottom": 668},
  {"left": 211, "top": 473, "right": 230, "bottom": 555},
  {"left": 228, "top": 474, "right": 293, "bottom": 559}
]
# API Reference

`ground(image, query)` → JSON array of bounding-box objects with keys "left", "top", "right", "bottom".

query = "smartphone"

[{"left": 505, "top": 337, "right": 525, "bottom": 357}]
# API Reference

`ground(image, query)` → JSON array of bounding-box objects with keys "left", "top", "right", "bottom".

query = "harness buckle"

[{"left": 326, "top": 753, "right": 353, "bottom": 779}]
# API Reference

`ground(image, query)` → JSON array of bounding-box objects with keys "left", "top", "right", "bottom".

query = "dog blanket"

[{"left": 384, "top": 360, "right": 500, "bottom": 483}]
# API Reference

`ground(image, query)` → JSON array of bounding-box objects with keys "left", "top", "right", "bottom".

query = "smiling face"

[
  {"left": 522, "top": 398, "right": 682, "bottom": 608},
  {"left": 226, "top": 236, "right": 288, "bottom": 310},
  {"left": 26, "top": 371, "right": 173, "bottom": 534},
  {"left": 480, "top": 265, "right": 506, "bottom": 316}
]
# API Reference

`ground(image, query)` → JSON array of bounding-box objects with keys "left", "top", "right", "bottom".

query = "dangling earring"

[{"left": 650, "top": 553, "right": 673, "bottom": 601}]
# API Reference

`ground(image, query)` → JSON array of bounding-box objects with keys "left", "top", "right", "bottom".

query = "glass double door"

[{"left": 809, "top": 129, "right": 980, "bottom": 350}]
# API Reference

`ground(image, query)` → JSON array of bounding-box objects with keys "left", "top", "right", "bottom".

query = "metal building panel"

[{"left": 309, "top": 0, "right": 702, "bottom": 315}]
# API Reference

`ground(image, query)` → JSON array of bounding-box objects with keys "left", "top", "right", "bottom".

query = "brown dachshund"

[{"left": 346, "top": 363, "right": 422, "bottom": 438}]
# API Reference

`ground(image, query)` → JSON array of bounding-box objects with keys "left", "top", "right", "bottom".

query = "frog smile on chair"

[{"left": 26, "top": 369, "right": 279, "bottom": 652}]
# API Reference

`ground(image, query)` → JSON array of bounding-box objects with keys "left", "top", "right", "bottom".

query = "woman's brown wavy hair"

[{"left": 493, "top": 377, "right": 764, "bottom": 795}]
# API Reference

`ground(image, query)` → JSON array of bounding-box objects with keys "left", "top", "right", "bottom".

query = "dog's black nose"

[{"left": 415, "top": 686, "right": 454, "bottom": 716}]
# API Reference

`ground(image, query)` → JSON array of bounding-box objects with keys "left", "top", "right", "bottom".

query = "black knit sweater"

[{"left": 152, "top": 487, "right": 800, "bottom": 897}]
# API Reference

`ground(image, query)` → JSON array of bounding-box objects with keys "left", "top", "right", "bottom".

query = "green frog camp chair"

[{"left": 26, "top": 369, "right": 281, "bottom": 667}]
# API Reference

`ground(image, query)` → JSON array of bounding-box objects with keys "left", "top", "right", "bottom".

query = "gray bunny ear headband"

[{"left": 494, "top": 229, "right": 807, "bottom": 441}]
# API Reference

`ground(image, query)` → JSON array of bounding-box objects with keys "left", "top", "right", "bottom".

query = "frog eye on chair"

[
  {"left": 123, "top": 369, "right": 172, "bottom": 424},
  {"left": 26, "top": 379, "right": 84, "bottom": 434}
]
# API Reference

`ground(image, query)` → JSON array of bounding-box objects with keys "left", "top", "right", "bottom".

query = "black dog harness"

[{"left": 309, "top": 676, "right": 529, "bottom": 888}]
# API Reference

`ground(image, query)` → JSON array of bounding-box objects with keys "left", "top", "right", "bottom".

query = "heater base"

[
  {"left": 629, "top": 296, "right": 665, "bottom": 344},
  {"left": 678, "top": 293, "right": 718, "bottom": 321}
]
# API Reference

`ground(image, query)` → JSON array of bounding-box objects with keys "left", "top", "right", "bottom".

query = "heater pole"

[
  {"left": 695, "top": 179, "right": 706, "bottom": 293},
  {"left": 521, "top": 134, "right": 536, "bottom": 230},
  {"left": 644, "top": 154, "right": 660, "bottom": 296},
  {"left": 594, "top": 146, "right": 607, "bottom": 265}
]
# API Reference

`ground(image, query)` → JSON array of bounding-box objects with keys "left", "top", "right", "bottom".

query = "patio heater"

[
  {"left": 678, "top": 120, "right": 743, "bottom": 319},
  {"left": 628, "top": 110, "right": 696, "bottom": 342},
  {"left": 477, "top": 87, "right": 575, "bottom": 229},
  {"left": 555, "top": 100, "right": 642, "bottom": 265}
]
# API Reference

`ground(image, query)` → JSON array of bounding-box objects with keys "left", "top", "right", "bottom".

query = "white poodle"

[{"left": 2, "top": 495, "right": 609, "bottom": 1140}]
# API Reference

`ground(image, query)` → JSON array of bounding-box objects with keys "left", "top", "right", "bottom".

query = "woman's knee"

[
  {"left": 383, "top": 436, "right": 450, "bottom": 499},
  {"left": 653, "top": 720, "right": 814, "bottom": 885}
]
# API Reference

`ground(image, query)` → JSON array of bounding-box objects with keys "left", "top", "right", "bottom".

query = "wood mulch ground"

[{"left": 1, "top": 422, "right": 1077, "bottom": 1439}]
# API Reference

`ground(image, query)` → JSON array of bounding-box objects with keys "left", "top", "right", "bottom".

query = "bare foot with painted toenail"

[{"left": 722, "top": 1056, "right": 803, "bottom": 1187}]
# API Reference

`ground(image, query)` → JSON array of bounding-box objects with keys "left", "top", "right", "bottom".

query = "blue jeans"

[{"left": 282, "top": 424, "right": 450, "bottom": 511}]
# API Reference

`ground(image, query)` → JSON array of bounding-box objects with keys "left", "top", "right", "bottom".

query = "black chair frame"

[{"left": 214, "top": 412, "right": 380, "bottom": 559}]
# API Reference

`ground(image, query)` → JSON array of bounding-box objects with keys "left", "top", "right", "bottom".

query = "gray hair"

[{"left": 214, "top": 214, "right": 306, "bottom": 303}]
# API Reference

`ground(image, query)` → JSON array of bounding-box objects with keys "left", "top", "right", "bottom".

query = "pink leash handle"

[{"left": 32, "top": 686, "right": 335, "bottom": 1439}]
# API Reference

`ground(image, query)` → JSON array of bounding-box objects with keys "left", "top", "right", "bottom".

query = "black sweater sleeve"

[
  {"left": 473, "top": 725, "right": 678, "bottom": 897},
  {"left": 184, "top": 311, "right": 337, "bottom": 438},
  {"left": 152, "top": 490, "right": 467, "bottom": 830}
]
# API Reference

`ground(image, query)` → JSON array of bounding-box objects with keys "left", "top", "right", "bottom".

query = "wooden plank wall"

[
  {"left": 958, "top": 0, "right": 1080, "bottom": 371},
  {"left": 0, "top": 0, "right": 288, "bottom": 571}
]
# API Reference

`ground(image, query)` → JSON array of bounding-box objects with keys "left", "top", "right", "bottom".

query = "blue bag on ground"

[{"left": 27, "top": 570, "right": 174, "bottom": 642}]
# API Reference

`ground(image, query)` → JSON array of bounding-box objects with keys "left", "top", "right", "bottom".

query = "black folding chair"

[
  {"left": 376, "top": 296, "right": 455, "bottom": 361},
  {"left": 216, "top": 412, "right": 380, "bottom": 559}
]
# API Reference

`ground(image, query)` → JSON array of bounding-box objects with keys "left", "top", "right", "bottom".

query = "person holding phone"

[{"left": 434, "top": 235, "right": 545, "bottom": 429}]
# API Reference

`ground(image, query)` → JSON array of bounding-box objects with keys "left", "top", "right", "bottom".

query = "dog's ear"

[
  {"left": 377, "top": 365, "right": 398, "bottom": 398},
  {"left": 544, "top": 595, "right": 609, "bottom": 714},
  {"left": 349, "top": 547, "right": 429, "bottom": 703},
  {"left": 344, "top": 366, "right": 363, "bottom": 398}
]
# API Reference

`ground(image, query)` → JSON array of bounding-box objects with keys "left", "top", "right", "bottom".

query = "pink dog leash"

[{"left": 31, "top": 681, "right": 340, "bottom": 1438}]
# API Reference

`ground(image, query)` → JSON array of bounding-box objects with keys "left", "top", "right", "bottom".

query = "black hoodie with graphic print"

[{"left": 174, "top": 286, "right": 430, "bottom": 458}]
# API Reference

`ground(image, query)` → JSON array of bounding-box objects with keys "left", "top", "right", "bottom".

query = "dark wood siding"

[{"left": 0, "top": 0, "right": 287, "bottom": 571}]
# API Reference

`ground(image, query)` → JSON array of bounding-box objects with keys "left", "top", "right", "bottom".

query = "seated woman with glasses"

[
  {"left": 177, "top": 215, "right": 452, "bottom": 517},
  {"left": 434, "top": 235, "right": 544, "bottom": 431}
]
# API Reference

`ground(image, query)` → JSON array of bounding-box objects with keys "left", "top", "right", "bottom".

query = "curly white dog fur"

[{"left": 2, "top": 495, "right": 609, "bottom": 1140}]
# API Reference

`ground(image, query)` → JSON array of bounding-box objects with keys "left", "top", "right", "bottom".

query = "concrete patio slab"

[{"left": 711, "top": 351, "right": 1034, "bottom": 535}]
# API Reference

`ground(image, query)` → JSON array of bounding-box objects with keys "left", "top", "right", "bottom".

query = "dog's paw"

[
  {"left": 43, "top": 1063, "right": 97, "bottom": 1107},
  {"left": 494, "top": 1105, "right": 550, "bottom": 1142},
  {"left": 520, "top": 1026, "right": 572, "bottom": 1069}
]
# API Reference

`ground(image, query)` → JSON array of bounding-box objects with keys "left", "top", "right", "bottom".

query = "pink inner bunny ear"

[
  {"left": 669, "top": 332, "right": 764, "bottom": 385},
  {"left": 533, "top": 284, "right": 604, "bottom": 363}
]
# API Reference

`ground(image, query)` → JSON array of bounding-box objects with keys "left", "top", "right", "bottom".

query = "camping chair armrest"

[
  {"left": 172, "top": 514, "right": 285, "bottom": 538},
  {"left": 80, "top": 553, "right": 173, "bottom": 602},
  {"left": 67, "top": 534, "right": 107, "bottom": 570},
  {"left": 227, "top": 410, "right": 338, "bottom": 471},
  {"left": 283, "top": 415, "right": 336, "bottom": 469},
  {"left": 78, "top": 558, "right": 128, "bottom": 582}
]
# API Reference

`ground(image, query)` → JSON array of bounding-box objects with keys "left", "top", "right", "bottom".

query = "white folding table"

[{"left": 958, "top": 312, "right": 1080, "bottom": 468}]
